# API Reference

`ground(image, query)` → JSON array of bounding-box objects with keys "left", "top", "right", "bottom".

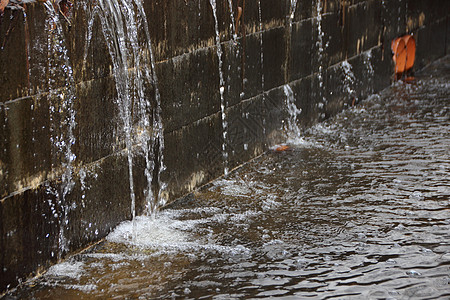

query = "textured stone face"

[{"left": 0, "top": 0, "right": 449, "bottom": 292}]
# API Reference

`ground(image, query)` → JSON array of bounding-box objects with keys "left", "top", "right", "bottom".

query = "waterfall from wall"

[
  {"left": 341, "top": 60, "right": 356, "bottom": 102},
  {"left": 258, "top": 0, "right": 264, "bottom": 94},
  {"left": 209, "top": 0, "right": 229, "bottom": 176},
  {"left": 86, "top": 0, "right": 165, "bottom": 223},
  {"left": 363, "top": 49, "right": 374, "bottom": 95},
  {"left": 315, "top": 0, "right": 327, "bottom": 117},
  {"left": 289, "top": 0, "right": 298, "bottom": 27},
  {"left": 227, "top": 0, "right": 237, "bottom": 43},
  {"left": 283, "top": 84, "right": 303, "bottom": 144},
  {"left": 44, "top": 0, "right": 77, "bottom": 256},
  {"left": 257, "top": 0, "right": 266, "bottom": 136},
  {"left": 134, "top": 0, "right": 167, "bottom": 214},
  {"left": 283, "top": 0, "right": 303, "bottom": 143}
]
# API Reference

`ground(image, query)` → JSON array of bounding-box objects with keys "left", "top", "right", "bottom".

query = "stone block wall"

[{"left": 0, "top": 0, "right": 449, "bottom": 292}]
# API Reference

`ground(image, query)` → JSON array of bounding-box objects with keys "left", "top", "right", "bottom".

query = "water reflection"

[{"left": 4, "top": 58, "right": 450, "bottom": 299}]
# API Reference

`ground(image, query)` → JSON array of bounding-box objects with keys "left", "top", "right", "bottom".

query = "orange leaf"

[{"left": 275, "top": 145, "right": 290, "bottom": 152}]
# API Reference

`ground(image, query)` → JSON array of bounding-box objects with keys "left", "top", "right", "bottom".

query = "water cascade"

[
  {"left": 44, "top": 0, "right": 77, "bottom": 256},
  {"left": 340, "top": 60, "right": 356, "bottom": 102},
  {"left": 363, "top": 49, "right": 374, "bottom": 94},
  {"left": 280, "top": 0, "right": 302, "bottom": 143},
  {"left": 283, "top": 84, "right": 302, "bottom": 143},
  {"left": 89, "top": 0, "right": 165, "bottom": 221},
  {"left": 209, "top": 0, "right": 229, "bottom": 176},
  {"left": 227, "top": 0, "right": 238, "bottom": 43},
  {"left": 289, "top": 0, "right": 298, "bottom": 27},
  {"left": 314, "top": 0, "right": 326, "bottom": 114},
  {"left": 134, "top": 0, "right": 167, "bottom": 213},
  {"left": 257, "top": 0, "right": 264, "bottom": 95}
]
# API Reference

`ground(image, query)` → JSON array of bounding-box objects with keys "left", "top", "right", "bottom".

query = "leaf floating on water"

[{"left": 275, "top": 145, "right": 290, "bottom": 152}]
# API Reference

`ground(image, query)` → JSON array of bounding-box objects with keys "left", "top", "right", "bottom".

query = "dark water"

[{"left": 4, "top": 58, "right": 450, "bottom": 299}]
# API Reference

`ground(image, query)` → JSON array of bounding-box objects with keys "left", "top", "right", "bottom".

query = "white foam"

[
  {"left": 62, "top": 284, "right": 97, "bottom": 292},
  {"left": 46, "top": 261, "right": 84, "bottom": 279},
  {"left": 106, "top": 213, "right": 251, "bottom": 255},
  {"left": 107, "top": 214, "right": 187, "bottom": 247}
]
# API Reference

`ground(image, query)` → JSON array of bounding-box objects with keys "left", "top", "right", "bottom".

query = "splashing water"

[
  {"left": 209, "top": 0, "right": 229, "bottom": 176},
  {"left": 364, "top": 49, "right": 374, "bottom": 77},
  {"left": 44, "top": 0, "right": 77, "bottom": 256},
  {"left": 341, "top": 60, "right": 356, "bottom": 99},
  {"left": 283, "top": 85, "right": 303, "bottom": 144},
  {"left": 363, "top": 49, "right": 374, "bottom": 94},
  {"left": 5, "top": 53, "right": 450, "bottom": 300}
]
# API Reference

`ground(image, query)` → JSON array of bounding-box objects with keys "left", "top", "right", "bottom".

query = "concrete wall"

[{"left": 0, "top": 0, "right": 448, "bottom": 292}]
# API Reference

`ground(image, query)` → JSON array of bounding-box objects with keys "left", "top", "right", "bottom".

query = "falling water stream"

[
  {"left": 341, "top": 60, "right": 356, "bottom": 101},
  {"left": 315, "top": 0, "right": 327, "bottom": 114},
  {"left": 209, "top": 0, "right": 229, "bottom": 176},
  {"left": 89, "top": 0, "right": 165, "bottom": 220},
  {"left": 44, "top": 0, "right": 77, "bottom": 256},
  {"left": 283, "top": 84, "right": 302, "bottom": 144},
  {"left": 289, "top": 0, "right": 298, "bottom": 27},
  {"left": 5, "top": 54, "right": 449, "bottom": 299},
  {"left": 258, "top": 0, "right": 264, "bottom": 94},
  {"left": 227, "top": 0, "right": 237, "bottom": 43}
]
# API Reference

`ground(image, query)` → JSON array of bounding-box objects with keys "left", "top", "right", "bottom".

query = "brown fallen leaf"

[{"left": 275, "top": 145, "right": 290, "bottom": 152}]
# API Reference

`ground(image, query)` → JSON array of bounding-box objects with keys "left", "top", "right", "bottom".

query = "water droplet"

[
  {"left": 406, "top": 270, "right": 421, "bottom": 277},
  {"left": 386, "top": 259, "right": 397, "bottom": 264},
  {"left": 409, "top": 191, "right": 424, "bottom": 200}
]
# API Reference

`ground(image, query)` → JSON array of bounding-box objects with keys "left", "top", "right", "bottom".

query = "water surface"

[{"left": 4, "top": 58, "right": 449, "bottom": 299}]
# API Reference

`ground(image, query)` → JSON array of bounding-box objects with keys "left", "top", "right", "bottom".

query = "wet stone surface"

[{"left": 3, "top": 58, "right": 450, "bottom": 299}]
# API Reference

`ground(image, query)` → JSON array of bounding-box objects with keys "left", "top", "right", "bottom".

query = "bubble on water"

[
  {"left": 420, "top": 248, "right": 434, "bottom": 255},
  {"left": 386, "top": 258, "right": 397, "bottom": 264},
  {"left": 406, "top": 270, "right": 422, "bottom": 277},
  {"left": 409, "top": 191, "right": 424, "bottom": 200},
  {"left": 355, "top": 233, "right": 367, "bottom": 241},
  {"left": 395, "top": 224, "right": 406, "bottom": 231}
]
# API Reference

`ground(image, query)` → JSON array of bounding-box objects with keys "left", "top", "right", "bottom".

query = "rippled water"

[{"left": 4, "top": 58, "right": 450, "bottom": 299}]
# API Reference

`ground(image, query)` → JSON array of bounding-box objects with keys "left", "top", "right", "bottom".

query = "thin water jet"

[
  {"left": 44, "top": 0, "right": 77, "bottom": 256},
  {"left": 314, "top": 0, "right": 327, "bottom": 116},
  {"left": 209, "top": 0, "right": 229, "bottom": 176}
]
